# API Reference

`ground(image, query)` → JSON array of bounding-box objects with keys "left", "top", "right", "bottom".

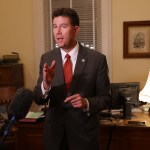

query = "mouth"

[{"left": 57, "top": 37, "right": 63, "bottom": 43}]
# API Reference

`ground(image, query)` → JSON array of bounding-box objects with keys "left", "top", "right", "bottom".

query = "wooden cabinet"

[
  {"left": 15, "top": 122, "right": 44, "bottom": 150},
  {"left": 0, "top": 64, "right": 24, "bottom": 103},
  {"left": 0, "top": 64, "right": 24, "bottom": 89},
  {"left": 0, "top": 64, "right": 24, "bottom": 150}
]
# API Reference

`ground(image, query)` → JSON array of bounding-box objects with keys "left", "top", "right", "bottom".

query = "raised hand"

[{"left": 43, "top": 60, "right": 56, "bottom": 90}]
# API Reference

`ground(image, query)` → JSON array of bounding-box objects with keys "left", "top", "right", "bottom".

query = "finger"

[
  {"left": 64, "top": 94, "right": 79, "bottom": 103},
  {"left": 72, "top": 102, "right": 82, "bottom": 108},
  {"left": 43, "top": 63, "right": 49, "bottom": 68},
  {"left": 72, "top": 98, "right": 87, "bottom": 108},
  {"left": 71, "top": 100, "right": 81, "bottom": 105},
  {"left": 50, "top": 60, "right": 56, "bottom": 69},
  {"left": 43, "top": 63, "right": 48, "bottom": 71}
]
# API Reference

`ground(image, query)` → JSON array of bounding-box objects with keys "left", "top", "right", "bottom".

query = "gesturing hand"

[
  {"left": 43, "top": 60, "right": 56, "bottom": 90},
  {"left": 64, "top": 94, "right": 88, "bottom": 109}
]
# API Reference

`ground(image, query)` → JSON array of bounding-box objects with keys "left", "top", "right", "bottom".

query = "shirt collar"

[{"left": 61, "top": 42, "right": 79, "bottom": 61}]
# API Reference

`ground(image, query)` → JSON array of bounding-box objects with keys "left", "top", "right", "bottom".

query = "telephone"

[{"left": 1, "top": 52, "right": 20, "bottom": 64}]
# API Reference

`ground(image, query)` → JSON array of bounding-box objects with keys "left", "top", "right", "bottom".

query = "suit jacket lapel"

[{"left": 69, "top": 44, "right": 88, "bottom": 93}]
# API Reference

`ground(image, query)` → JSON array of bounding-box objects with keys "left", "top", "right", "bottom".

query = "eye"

[
  {"left": 53, "top": 24, "right": 57, "bottom": 29},
  {"left": 62, "top": 24, "right": 67, "bottom": 28}
]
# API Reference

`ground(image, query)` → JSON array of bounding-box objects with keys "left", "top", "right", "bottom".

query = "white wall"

[{"left": 112, "top": 0, "right": 150, "bottom": 89}]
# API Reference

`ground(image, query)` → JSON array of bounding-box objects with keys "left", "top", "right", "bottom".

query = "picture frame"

[{"left": 123, "top": 21, "right": 150, "bottom": 58}]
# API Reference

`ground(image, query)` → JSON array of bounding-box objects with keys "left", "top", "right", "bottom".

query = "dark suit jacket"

[{"left": 34, "top": 43, "right": 111, "bottom": 150}]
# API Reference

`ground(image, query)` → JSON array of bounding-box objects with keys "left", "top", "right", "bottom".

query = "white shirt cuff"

[
  {"left": 41, "top": 82, "right": 51, "bottom": 98},
  {"left": 83, "top": 98, "right": 89, "bottom": 112}
]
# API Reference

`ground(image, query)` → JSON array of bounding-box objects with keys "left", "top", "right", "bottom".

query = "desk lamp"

[{"left": 139, "top": 70, "right": 150, "bottom": 103}]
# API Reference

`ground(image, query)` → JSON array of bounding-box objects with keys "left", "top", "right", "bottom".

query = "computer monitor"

[{"left": 110, "top": 82, "right": 140, "bottom": 109}]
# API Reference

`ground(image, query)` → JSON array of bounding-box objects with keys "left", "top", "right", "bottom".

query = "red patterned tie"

[{"left": 64, "top": 54, "right": 72, "bottom": 92}]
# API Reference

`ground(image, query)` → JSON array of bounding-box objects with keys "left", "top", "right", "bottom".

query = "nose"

[{"left": 57, "top": 27, "right": 61, "bottom": 34}]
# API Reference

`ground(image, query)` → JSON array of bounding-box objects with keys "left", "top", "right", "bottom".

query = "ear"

[{"left": 74, "top": 26, "right": 80, "bottom": 34}]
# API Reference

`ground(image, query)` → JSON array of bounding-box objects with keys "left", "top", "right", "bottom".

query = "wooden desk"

[
  {"left": 0, "top": 127, "right": 17, "bottom": 150},
  {"left": 15, "top": 112, "right": 150, "bottom": 150},
  {"left": 15, "top": 122, "right": 44, "bottom": 150},
  {"left": 100, "top": 112, "right": 150, "bottom": 150}
]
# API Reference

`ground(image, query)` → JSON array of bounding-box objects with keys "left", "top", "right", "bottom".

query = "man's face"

[{"left": 53, "top": 16, "right": 79, "bottom": 52}]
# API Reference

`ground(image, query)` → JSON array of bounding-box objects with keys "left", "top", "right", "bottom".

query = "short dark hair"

[{"left": 52, "top": 7, "right": 79, "bottom": 26}]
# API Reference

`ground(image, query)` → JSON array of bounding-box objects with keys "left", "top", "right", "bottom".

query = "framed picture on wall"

[{"left": 123, "top": 20, "right": 150, "bottom": 58}]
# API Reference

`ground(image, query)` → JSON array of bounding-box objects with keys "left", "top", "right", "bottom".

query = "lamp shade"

[{"left": 139, "top": 70, "right": 150, "bottom": 103}]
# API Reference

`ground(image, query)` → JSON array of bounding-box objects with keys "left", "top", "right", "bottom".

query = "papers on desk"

[
  {"left": 111, "top": 109, "right": 122, "bottom": 114},
  {"left": 19, "top": 111, "right": 45, "bottom": 123},
  {"left": 26, "top": 111, "right": 44, "bottom": 119},
  {"left": 131, "top": 107, "right": 142, "bottom": 112}
]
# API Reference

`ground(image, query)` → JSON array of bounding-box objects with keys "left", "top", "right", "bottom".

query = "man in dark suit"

[{"left": 34, "top": 7, "right": 111, "bottom": 150}]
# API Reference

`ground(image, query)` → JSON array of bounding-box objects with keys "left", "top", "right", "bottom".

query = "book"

[{"left": 19, "top": 111, "right": 45, "bottom": 123}]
